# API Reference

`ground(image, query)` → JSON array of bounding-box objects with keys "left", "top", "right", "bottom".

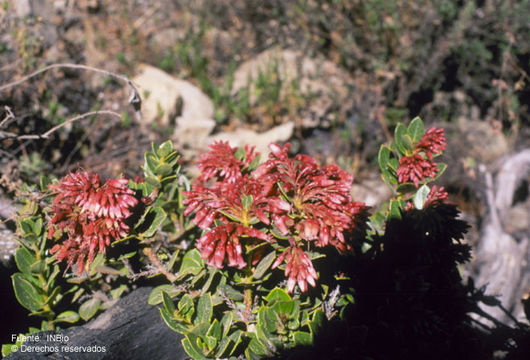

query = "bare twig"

[
  {"left": 0, "top": 62, "right": 142, "bottom": 118},
  {"left": 0, "top": 106, "right": 15, "bottom": 128},
  {"left": 143, "top": 247, "right": 178, "bottom": 282},
  {"left": 0, "top": 110, "right": 121, "bottom": 140}
]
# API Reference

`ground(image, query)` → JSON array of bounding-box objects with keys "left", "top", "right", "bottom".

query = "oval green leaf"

[
  {"left": 15, "top": 247, "right": 35, "bottom": 274},
  {"left": 253, "top": 251, "right": 276, "bottom": 279},
  {"left": 407, "top": 116, "right": 424, "bottom": 143},
  {"left": 12, "top": 273, "right": 44, "bottom": 312},
  {"left": 56, "top": 311, "right": 80, "bottom": 324},
  {"left": 79, "top": 298, "right": 101, "bottom": 321}
]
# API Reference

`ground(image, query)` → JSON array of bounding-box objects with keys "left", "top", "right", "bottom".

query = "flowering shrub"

[
  {"left": 8, "top": 117, "right": 487, "bottom": 360},
  {"left": 147, "top": 140, "right": 367, "bottom": 359},
  {"left": 375, "top": 117, "right": 448, "bottom": 225}
]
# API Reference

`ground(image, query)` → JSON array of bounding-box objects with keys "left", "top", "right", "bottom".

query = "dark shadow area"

[{"left": 268, "top": 204, "right": 530, "bottom": 360}]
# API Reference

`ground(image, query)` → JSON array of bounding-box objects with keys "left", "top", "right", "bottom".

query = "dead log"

[
  {"left": 471, "top": 149, "right": 530, "bottom": 326},
  {"left": 6, "top": 287, "right": 185, "bottom": 360}
]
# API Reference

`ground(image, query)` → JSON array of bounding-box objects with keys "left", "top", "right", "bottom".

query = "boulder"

[
  {"left": 231, "top": 48, "right": 353, "bottom": 128},
  {"left": 207, "top": 121, "right": 294, "bottom": 157},
  {"left": 132, "top": 64, "right": 214, "bottom": 130}
]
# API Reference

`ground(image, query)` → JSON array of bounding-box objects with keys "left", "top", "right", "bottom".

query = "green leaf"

[
  {"left": 178, "top": 249, "right": 204, "bottom": 277},
  {"left": 234, "top": 146, "right": 246, "bottom": 160},
  {"left": 19, "top": 219, "right": 34, "bottom": 235},
  {"left": 110, "top": 284, "right": 128, "bottom": 300},
  {"left": 40, "top": 175, "right": 51, "bottom": 191},
  {"left": 182, "top": 336, "right": 206, "bottom": 359},
  {"left": 408, "top": 116, "right": 424, "bottom": 143},
  {"left": 2, "top": 343, "right": 16, "bottom": 357},
  {"left": 394, "top": 123, "right": 408, "bottom": 154},
  {"left": 432, "top": 162, "right": 448, "bottom": 180},
  {"left": 388, "top": 199, "right": 402, "bottom": 220},
  {"left": 148, "top": 285, "right": 182, "bottom": 305},
  {"left": 145, "top": 175, "right": 161, "bottom": 187},
  {"left": 201, "top": 268, "right": 219, "bottom": 294},
  {"left": 265, "top": 287, "right": 291, "bottom": 303},
  {"left": 55, "top": 311, "right": 80, "bottom": 324},
  {"left": 378, "top": 145, "right": 391, "bottom": 171},
  {"left": 159, "top": 308, "right": 188, "bottom": 333},
  {"left": 28, "top": 260, "right": 45, "bottom": 274},
  {"left": 401, "top": 134, "right": 414, "bottom": 152},
  {"left": 141, "top": 206, "right": 166, "bottom": 238},
  {"left": 178, "top": 294, "right": 195, "bottom": 321},
  {"left": 309, "top": 309, "right": 325, "bottom": 337},
  {"left": 246, "top": 154, "right": 261, "bottom": 171},
  {"left": 167, "top": 249, "right": 180, "bottom": 272},
  {"left": 44, "top": 286, "right": 61, "bottom": 306},
  {"left": 293, "top": 331, "right": 312, "bottom": 346},
  {"left": 241, "top": 194, "right": 253, "bottom": 212},
  {"left": 387, "top": 157, "right": 399, "bottom": 172},
  {"left": 413, "top": 184, "right": 430, "bottom": 210},
  {"left": 196, "top": 294, "right": 212, "bottom": 324},
  {"left": 162, "top": 291, "right": 176, "bottom": 314},
  {"left": 157, "top": 140, "right": 174, "bottom": 158},
  {"left": 79, "top": 298, "right": 101, "bottom": 321},
  {"left": 220, "top": 312, "right": 233, "bottom": 338},
  {"left": 89, "top": 253, "right": 106, "bottom": 274},
  {"left": 246, "top": 332, "right": 269, "bottom": 357},
  {"left": 253, "top": 251, "right": 276, "bottom": 279},
  {"left": 258, "top": 307, "right": 277, "bottom": 335},
  {"left": 217, "top": 283, "right": 244, "bottom": 301},
  {"left": 381, "top": 167, "right": 398, "bottom": 185},
  {"left": 396, "top": 183, "right": 417, "bottom": 194},
  {"left": 228, "top": 330, "right": 243, "bottom": 356},
  {"left": 154, "top": 163, "right": 173, "bottom": 177},
  {"left": 215, "top": 336, "right": 232, "bottom": 358},
  {"left": 46, "top": 265, "right": 60, "bottom": 290},
  {"left": 207, "top": 319, "right": 222, "bottom": 340},
  {"left": 15, "top": 247, "right": 35, "bottom": 274},
  {"left": 12, "top": 273, "right": 44, "bottom": 312},
  {"left": 32, "top": 218, "right": 43, "bottom": 236},
  {"left": 144, "top": 153, "right": 159, "bottom": 174},
  {"left": 271, "top": 300, "right": 296, "bottom": 317}
]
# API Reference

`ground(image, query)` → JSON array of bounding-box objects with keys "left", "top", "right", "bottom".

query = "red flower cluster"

[
  {"left": 48, "top": 171, "right": 138, "bottom": 274},
  {"left": 271, "top": 244, "right": 317, "bottom": 293},
  {"left": 196, "top": 141, "right": 257, "bottom": 183},
  {"left": 184, "top": 142, "right": 368, "bottom": 293},
  {"left": 396, "top": 127, "right": 446, "bottom": 187},
  {"left": 255, "top": 142, "right": 367, "bottom": 253}
]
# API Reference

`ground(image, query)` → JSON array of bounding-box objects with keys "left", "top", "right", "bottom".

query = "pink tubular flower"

[
  {"left": 256, "top": 143, "right": 368, "bottom": 253},
  {"left": 183, "top": 175, "right": 291, "bottom": 230},
  {"left": 271, "top": 245, "right": 318, "bottom": 293},
  {"left": 416, "top": 127, "right": 446, "bottom": 159},
  {"left": 197, "top": 141, "right": 258, "bottom": 183},
  {"left": 197, "top": 223, "right": 270, "bottom": 269},
  {"left": 423, "top": 185, "right": 449, "bottom": 207},
  {"left": 396, "top": 154, "right": 439, "bottom": 188},
  {"left": 48, "top": 170, "right": 138, "bottom": 274}
]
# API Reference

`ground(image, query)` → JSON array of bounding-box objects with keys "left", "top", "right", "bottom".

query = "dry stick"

[
  {"left": 17, "top": 110, "right": 121, "bottom": 140},
  {"left": 0, "top": 106, "right": 15, "bottom": 128},
  {"left": 0, "top": 62, "right": 142, "bottom": 118}
]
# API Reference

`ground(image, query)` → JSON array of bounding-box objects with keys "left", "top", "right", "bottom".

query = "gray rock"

[
  {"left": 231, "top": 48, "right": 353, "bottom": 128},
  {"left": 132, "top": 64, "right": 214, "bottom": 128},
  {"left": 174, "top": 116, "right": 216, "bottom": 150},
  {"left": 207, "top": 121, "right": 294, "bottom": 157}
]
